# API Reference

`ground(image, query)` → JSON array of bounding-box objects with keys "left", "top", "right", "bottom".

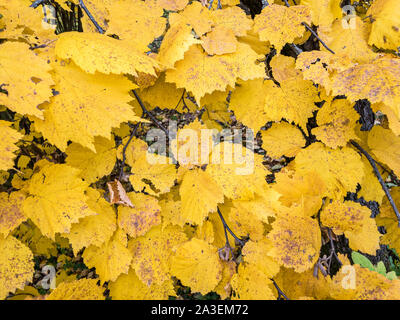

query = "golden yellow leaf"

[
  {"left": 201, "top": 26, "right": 238, "bottom": 55},
  {"left": 170, "top": 238, "right": 223, "bottom": 294},
  {"left": 118, "top": 192, "right": 161, "bottom": 238},
  {"left": 229, "top": 79, "right": 271, "bottom": 132},
  {"left": 368, "top": 126, "right": 400, "bottom": 178},
  {"left": 64, "top": 188, "right": 116, "bottom": 254},
  {"left": 358, "top": 157, "right": 386, "bottom": 204},
  {"left": 294, "top": 142, "right": 364, "bottom": 198},
  {"left": 169, "top": 1, "right": 214, "bottom": 36},
  {"left": 179, "top": 168, "right": 224, "bottom": 226},
  {"left": 32, "top": 61, "right": 142, "bottom": 152},
  {"left": 47, "top": 279, "right": 105, "bottom": 300},
  {"left": 0, "top": 192, "right": 27, "bottom": 238},
  {"left": 331, "top": 57, "right": 400, "bottom": 117},
  {"left": 214, "top": 260, "right": 236, "bottom": 299},
  {"left": 0, "top": 235, "right": 34, "bottom": 300},
  {"left": 66, "top": 136, "right": 116, "bottom": 184},
  {"left": 253, "top": 4, "right": 311, "bottom": 52},
  {"left": 159, "top": 189, "right": 185, "bottom": 228},
  {"left": 109, "top": 268, "right": 175, "bottom": 300},
  {"left": 22, "top": 163, "right": 96, "bottom": 240},
  {"left": 106, "top": 0, "right": 166, "bottom": 52},
  {"left": 268, "top": 205, "right": 321, "bottom": 272},
  {"left": 270, "top": 55, "right": 302, "bottom": 83},
  {"left": 312, "top": 98, "right": 359, "bottom": 149},
  {"left": 345, "top": 216, "right": 380, "bottom": 255},
  {"left": 157, "top": 0, "right": 188, "bottom": 11},
  {"left": 0, "top": 121, "right": 22, "bottom": 171},
  {"left": 158, "top": 22, "right": 201, "bottom": 69},
  {"left": 264, "top": 78, "right": 319, "bottom": 131},
  {"left": 129, "top": 225, "right": 187, "bottom": 286},
  {"left": 367, "top": 0, "right": 400, "bottom": 51},
  {"left": 261, "top": 122, "right": 305, "bottom": 158},
  {"left": 55, "top": 32, "right": 159, "bottom": 76},
  {"left": 211, "top": 6, "right": 253, "bottom": 37},
  {"left": 83, "top": 228, "right": 132, "bottom": 283},
  {"left": 300, "top": 0, "right": 341, "bottom": 27},
  {"left": 231, "top": 264, "right": 276, "bottom": 300},
  {"left": 0, "top": 42, "right": 54, "bottom": 119}
]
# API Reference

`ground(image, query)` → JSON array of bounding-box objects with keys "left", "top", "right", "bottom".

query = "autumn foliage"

[{"left": 1, "top": 0, "right": 400, "bottom": 300}]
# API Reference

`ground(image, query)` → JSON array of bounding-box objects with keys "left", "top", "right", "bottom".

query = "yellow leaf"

[
  {"left": 201, "top": 26, "right": 238, "bottom": 55},
  {"left": 157, "top": 0, "right": 188, "bottom": 11},
  {"left": 300, "top": 0, "right": 341, "bottom": 27},
  {"left": 294, "top": 142, "right": 364, "bottom": 198},
  {"left": 129, "top": 225, "right": 187, "bottom": 286},
  {"left": 261, "top": 122, "right": 305, "bottom": 158},
  {"left": 368, "top": 126, "right": 400, "bottom": 178},
  {"left": 264, "top": 78, "right": 319, "bottom": 131},
  {"left": 83, "top": 228, "right": 132, "bottom": 283},
  {"left": 214, "top": 260, "right": 236, "bottom": 299},
  {"left": 47, "top": 279, "right": 104, "bottom": 300},
  {"left": 345, "top": 216, "right": 380, "bottom": 255},
  {"left": 0, "top": 121, "right": 22, "bottom": 171},
  {"left": 158, "top": 22, "right": 202, "bottom": 69},
  {"left": 253, "top": 4, "right": 311, "bottom": 52},
  {"left": 32, "top": 61, "right": 142, "bottom": 152},
  {"left": 358, "top": 157, "right": 386, "bottom": 204},
  {"left": 64, "top": 188, "right": 116, "bottom": 254},
  {"left": 55, "top": 32, "right": 159, "bottom": 76},
  {"left": 0, "top": 42, "right": 54, "bottom": 119},
  {"left": 170, "top": 238, "right": 223, "bottom": 294},
  {"left": 109, "top": 268, "right": 175, "bottom": 300},
  {"left": 367, "top": 0, "right": 400, "bottom": 51},
  {"left": 211, "top": 6, "right": 253, "bottom": 37},
  {"left": 0, "top": 192, "right": 27, "bottom": 238},
  {"left": 118, "top": 192, "right": 161, "bottom": 238},
  {"left": 106, "top": 0, "right": 166, "bottom": 52},
  {"left": 268, "top": 205, "right": 321, "bottom": 272},
  {"left": 231, "top": 264, "right": 275, "bottom": 300},
  {"left": 0, "top": 235, "right": 34, "bottom": 300},
  {"left": 179, "top": 168, "right": 224, "bottom": 226},
  {"left": 270, "top": 55, "right": 302, "bottom": 83},
  {"left": 22, "top": 163, "right": 96, "bottom": 239},
  {"left": 66, "top": 136, "right": 116, "bottom": 184},
  {"left": 312, "top": 98, "right": 359, "bottom": 149}
]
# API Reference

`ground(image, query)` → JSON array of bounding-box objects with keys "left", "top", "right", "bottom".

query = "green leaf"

[
  {"left": 376, "top": 261, "right": 387, "bottom": 276},
  {"left": 386, "top": 271, "right": 398, "bottom": 280},
  {"left": 351, "top": 251, "right": 374, "bottom": 271}
]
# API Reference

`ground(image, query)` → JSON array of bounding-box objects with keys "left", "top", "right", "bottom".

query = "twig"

[
  {"left": 132, "top": 89, "right": 169, "bottom": 135},
  {"left": 79, "top": 0, "right": 105, "bottom": 34},
  {"left": 282, "top": 0, "right": 335, "bottom": 54},
  {"left": 350, "top": 140, "right": 400, "bottom": 226},
  {"left": 30, "top": 0, "right": 47, "bottom": 8},
  {"left": 271, "top": 279, "right": 290, "bottom": 300},
  {"left": 119, "top": 123, "right": 140, "bottom": 180},
  {"left": 29, "top": 39, "right": 56, "bottom": 50},
  {"left": 328, "top": 228, "right": 342, "bottom": 267},
  {"left": 217, "top": 207, "right": 246, "bottom": 246}
]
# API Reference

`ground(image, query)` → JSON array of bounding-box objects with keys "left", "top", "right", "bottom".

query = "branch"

[
  {"left": 119, "top": 123, "right": 140, "bottom": 180},
  {"left": 30, "top": 0, "right": 47, "bottom": 8},
  {"left": 271, "top": 279, "right": 290, "bottom": 300},
  {"left": 217, "top": 207, "right": 246, "bottom": 246},
  {"left": 282, "top": 0, "right": 335, "bottom": 54},
  {"left": 132, "top": 89, "right": 169, "bottom": 135},
  {"left": 79, "top": 0, "right": 105, "bottom": 34},
  {"left": 350, "top": 140, "right": 400, "bottom": 226}
]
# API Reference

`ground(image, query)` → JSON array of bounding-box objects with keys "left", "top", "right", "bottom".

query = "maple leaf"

[
  {"left": 109, "top": 268, "right": 175, "bottom": 300},
  {"left": 0, "top": 192, "right": 27, "bottom": 238},
  {"left": 55, "top": 32, "right": 159, "bottom": 76},
  {"left": 32, "top": 60, "right": 143, "bottom": 151},
  {"left": 83, "top": 229, "right": 132, "bottom": 283},
  {"left": 253, "top": 4, "right": 311, "bottom": 52},
  {"left": 261, "top": 122, "right": 306, "bottom": 158},
  {"left": 0, "top": 235, "right": 34, "bottom": 300},
  {"left": 0, "top": 42, "right": 54, "bottom": 119},
  {"left": 0, "top": 121, "right": 23, "bottom": 171},
  {"left": 22, "top": 163, "right": 96, "bottom": 240},
  {"left": 170, "top": 238, "right": 223, "bottom": 295},
  {"left": 367, "top": 0, "right": 400, "bottom": 51},
  {"left": 47, "top": 279, "right": 105, "bottom": 300}
]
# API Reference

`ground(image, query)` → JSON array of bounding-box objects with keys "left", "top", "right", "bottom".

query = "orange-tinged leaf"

[
  {"left": 270, "top": 55, "right": 302, "bottom": 83},
  {"left": 157, "top": 0, "right": 188, "bottom": 11},
  {"left": 0, "top": 192, "right": 27, "bottom": 238},
  {"left": 201, "top": 26, "right": 238, "bottom": 55},
  {"left": 107, "top": 179, "right": 134, "bottom": 208}
]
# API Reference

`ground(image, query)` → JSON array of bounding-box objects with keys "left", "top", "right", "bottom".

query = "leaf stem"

[
  {"left": 350, "top": 140, "right": 400, "bottom": 226},
  {"left": 271, "top": 279, "right": 290, "bottom": 300},
  {"left": 79, "top": 0, "right": 105, "bottom": 34},
  {"left": 119, "top": 123, "right": 140, "bottom": 180},
  {"left": 217, "top": 207, "right": 246, "bottom": 246}
]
